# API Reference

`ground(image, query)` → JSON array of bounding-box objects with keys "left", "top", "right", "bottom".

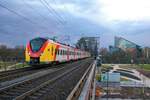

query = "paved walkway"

[{"left": 111, "top": 65, "right": 150, "bottom": 87}]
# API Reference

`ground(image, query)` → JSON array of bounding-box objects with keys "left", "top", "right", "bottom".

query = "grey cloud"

[{"left": 0, "top": 0, "right": 149, "bottom": 48}]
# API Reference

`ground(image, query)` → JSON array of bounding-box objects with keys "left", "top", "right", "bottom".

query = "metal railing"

[{"left": 67, "top": 61, "right": 96, "bottom": 100}]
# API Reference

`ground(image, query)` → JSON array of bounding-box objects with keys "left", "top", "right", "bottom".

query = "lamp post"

[{"left": 106, "top": 69, "right": 109, "bottom": 100}]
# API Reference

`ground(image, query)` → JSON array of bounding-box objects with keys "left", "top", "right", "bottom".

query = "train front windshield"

[{"left": 30, "top": 38, "right": 47, "bottom": 52}]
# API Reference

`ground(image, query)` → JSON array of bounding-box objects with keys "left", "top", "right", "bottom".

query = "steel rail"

[
  {"left": 14, "top": 60, "right": 88, "bottom": 100},
  {"left": 0, "top": 59, "right": 90, "bottom": 99}
]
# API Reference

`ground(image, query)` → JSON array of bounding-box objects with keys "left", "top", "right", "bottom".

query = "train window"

[
  {"left": 30, "top": 38, "right": 47, "bottom": 52},
  {"left": 61, "top": 50, "right": 62, "bottom": 55},
  {"left": 64, "top": 50, "right": 65, "bottom": 55},
  {"left": 59, "top": 50, "right": 61, "bottom": 55},
  {"left": 58, "top": 49, "right": 60, "bottom": 55}
]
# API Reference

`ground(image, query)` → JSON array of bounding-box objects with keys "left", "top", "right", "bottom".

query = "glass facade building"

[
  {"left": 115, "top": 37, "right": 140, "bottom": 50},
  {"left": 115, "top": 37, "right": 142, "bottom": 57}
]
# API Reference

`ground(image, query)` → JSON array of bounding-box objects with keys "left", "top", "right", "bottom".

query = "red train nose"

[{"left": 29, "top": 51, "right": 42, "bottom": 58}]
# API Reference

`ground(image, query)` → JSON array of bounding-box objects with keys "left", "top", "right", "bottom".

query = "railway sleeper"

[
  {"left": 19, "top": 85, "right": 33, "bottom": 89},
  {"left": 0, "top": 95, "right": 14, "bottom": 100},
  {"left": 8, "top": 89, "right": 23, "bottom": 94},
  {"left": 38, "top": 90, "right": 47, "bottom": 94},
  {"left": 25, "top": 95, "right": 38, "bottom": 100},
  {"left": 32, "top": 92, "right": 43, "bottom": 96},
  {"left": 1, "top": 91, "right": 20, "bottom": 97},
  {"left": 14, "top": 87, "right": 30, "bottom": 91},
  {"left": 10, "top": 88, "right": 28, "bottom": 93}
]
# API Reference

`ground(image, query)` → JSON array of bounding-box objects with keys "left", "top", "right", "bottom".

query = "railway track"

[
  {"left": 0, "top": 63, "right": 67, "bottom": 83},
  {"left": 0, "top": 66, "right": 40, "bottom": 83},
  {"left": 0, "top": 58, "right": 93, "bottom": 100}
]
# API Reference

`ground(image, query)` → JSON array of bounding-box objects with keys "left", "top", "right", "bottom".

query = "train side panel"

[{"left": 25, "top": 38, "right": 91, "bottom": 65}]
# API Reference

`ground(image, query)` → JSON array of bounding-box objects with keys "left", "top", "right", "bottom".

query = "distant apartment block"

[{"left": 76, "top": 37, "right": 99, "bottom": 56}]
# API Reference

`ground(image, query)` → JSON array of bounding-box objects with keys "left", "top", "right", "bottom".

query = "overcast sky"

[{"left": 0, "top": 0, "right": 150, "bottom": 48}]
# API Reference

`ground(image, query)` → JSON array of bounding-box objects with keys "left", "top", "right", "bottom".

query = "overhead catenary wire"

[
  {"left": 0, "top": 1, "right": 68, "bottom": 37},
  {"left": 22, "top": 0, "right": 49, "bottom": 24},
  {"left": 0, "top": 2, "right": 48, "bottom": 31},
  {"left": 39, "top": 0, "right": 64, "bottom": 25},
  {"left": 52, "top": 0, "right": 67, "bottom": 24},
  {"left": 47, "top": 0, "right": 71, "bottom": 38},
  {"left": 22, "top": 0, "right": 54, "bottom": 32},
  {"left": 0, "top": 3, "right": 36, "bottom": 25},
  {"left": 38, "top": 0, "right": 66, "bottom": 34},
  {"left": 22, "top": 0, "right": 62, "bottom": 34},
  {"left": 43, "top": 0, "right": 66, "bottom": 23}
]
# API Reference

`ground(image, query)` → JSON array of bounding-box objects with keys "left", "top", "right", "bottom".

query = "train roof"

[{"left": 31, "top": 37, "right": 89, "bottom": 53}]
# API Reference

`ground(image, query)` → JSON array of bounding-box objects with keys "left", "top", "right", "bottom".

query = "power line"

[
  {"left": 38, "top": 0, "right": 60, "bottom": 27},
  {"left": 22, "top": 0, "right": 50, "bottom": 25},
  {"left": 52, "top": 0, "right": 67, "bottom": 24},
  {"left": 22, "top": 0, "right": 63, "bottom": 34},
  {"left": 39, "top": 0, "right": 64, "bottom": 25},
  {"left": 0, "top": 2, "right": 48, "bottom": 31},
  {"left": 38, "top": 0, "right": 66, "bottom": 34},
  {"left": 44, "top": 0, "right": 66, "bottom": 23},
  {"left": 22, "top": 0, "right": 55, "bottom": 33},
  {"left": 0, "top": 3, "right": 36, "bottom": 25}
]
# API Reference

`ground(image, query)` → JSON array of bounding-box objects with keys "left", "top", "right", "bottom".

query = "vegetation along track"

[{"left": 0, "top": 58, "right": 93, "bottom": 100}]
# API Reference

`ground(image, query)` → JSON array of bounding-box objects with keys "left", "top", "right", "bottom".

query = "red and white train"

[{"left": 25, "top": 37, "right": 90, "bottom": 64}]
